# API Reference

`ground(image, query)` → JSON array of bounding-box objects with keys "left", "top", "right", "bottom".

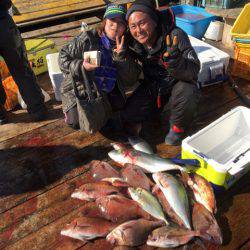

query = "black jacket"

[
  {"left": 128, "top": 8, "right": 200, "bottom": 94},
  {"left": 59, "top": 29, "right": 141, "bottom": 112},
  {"left": 0, "top": 0, "right": 12, "bottom": 13}
]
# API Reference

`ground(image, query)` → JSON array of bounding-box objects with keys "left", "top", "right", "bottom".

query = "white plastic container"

[
  {"left": 182, "top": 106, "right": 250, "bottom": 189},
  {"left": 189, "top": 35, "right": 230, "bottom": 87},
  {"left": 204, "top": 21, "right": 224, "bottom": 41},
  {"left": 46, "top": 53, "right": 64, "bottom": 101}
]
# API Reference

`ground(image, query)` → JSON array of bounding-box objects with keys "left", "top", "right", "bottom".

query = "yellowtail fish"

[
  {"left": 153, "top": 173, "right": 191, "bottom": 229},
  {"left": 128, "top": 136, "right": 154, "bottom": 154},
  {"left": 128, "top": 187, "right": 168, "bottom": 225}
]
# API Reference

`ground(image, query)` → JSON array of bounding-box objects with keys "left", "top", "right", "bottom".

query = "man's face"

[
  {"left": 128, "top": 12, "right": 157, "bottom": 45},
  {"left": 105, "top": 17, "right": 126, "bottom": 41}
]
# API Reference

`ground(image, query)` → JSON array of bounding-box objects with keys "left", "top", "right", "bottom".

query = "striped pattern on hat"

[{"left": 104, "top": 4, "right": 126, "bottom": 20}]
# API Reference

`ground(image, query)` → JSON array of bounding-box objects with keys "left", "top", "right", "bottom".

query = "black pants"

[
  {"left": 120, "top": 80, "right": 200, "bottom": 130},
  {"left": 0, "top": 13, "right": 44, "bottom": 113}
]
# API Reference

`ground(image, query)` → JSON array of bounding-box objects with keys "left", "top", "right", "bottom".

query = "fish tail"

[
  {"left": 164, "top": 219, "right": 169, "bottom": 225},
  {"left": 181, "top": 165, "right": 198, "bottom": 173}
]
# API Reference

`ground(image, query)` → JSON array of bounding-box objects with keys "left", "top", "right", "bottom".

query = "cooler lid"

[{"left": 189, "top": 35, "right": 230, "bottom": 64}]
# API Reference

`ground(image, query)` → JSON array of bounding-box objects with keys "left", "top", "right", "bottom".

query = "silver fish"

[
  {"left": 128, "top": 136, "right": 154, "bottom": 154},
  {"left": 153, "top": 173, "right": 191, "bottom": 229},
  {"left": 147, "top": 225, "right": 200, "bottom": 248},
  {"left": 128, "top": 187, "right": 168, "bottom": 225},
  {"left": 108, "top": 149, "right": 187, "bottom": 173}
]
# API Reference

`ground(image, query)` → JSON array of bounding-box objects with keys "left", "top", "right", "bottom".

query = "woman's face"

[
  {"left": 128, "top": 12, "right": 157, "bottom": 46},
  {"left": 105, "top": 17, "right": 126, "bottom": 40}
]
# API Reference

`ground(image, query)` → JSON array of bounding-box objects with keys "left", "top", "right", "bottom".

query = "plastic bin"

[
  {"left": 170, "top": 5, "right": 217, "bottom": 39},
  {"left": 182, "top": 106, "right": 250, "bottom": 189},
  {"left": 232, "top": 45, "right": 250, "bottom": 81},
  {"left": 46, "top": 53, "right": 64, "bottom": 101},
  {"left": 231, "top": 3, "right": 250, "bottom": 40},
  {"left": 25, "top": 39, "right": 58, "bottom": 76},
  {"left": 189, "top": 35, "right": 230, "bottom": 87}
]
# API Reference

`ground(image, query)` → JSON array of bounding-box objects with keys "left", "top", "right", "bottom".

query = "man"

[
  {"left": 124, "top": 0, "right": 200, "bottom": 145},
  {"left": 0, "top": 0, "right": 47, "bottom": 124}
]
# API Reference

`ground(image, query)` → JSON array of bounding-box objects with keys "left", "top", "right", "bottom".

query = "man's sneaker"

[
  {"left": 165, "top": 125, "right": 185, "bottom": 146},
  {"left": 0, "top": 105, "right": 8, "bottom": 125},
  {"left": 30, "top": 106, "right": 48, "bottom": 122}
]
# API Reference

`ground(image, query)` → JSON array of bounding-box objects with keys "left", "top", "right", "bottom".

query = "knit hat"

[
  {"left": 126, "top": 0, "right": 159, "bottom": 24},
  {"left": 103, "top": 4, "right": 126, "bottom": 21}
]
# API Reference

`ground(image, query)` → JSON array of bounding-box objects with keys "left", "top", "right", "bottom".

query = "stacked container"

[{"left": 230, "top": 3, "right": 250, "bottom": 80}]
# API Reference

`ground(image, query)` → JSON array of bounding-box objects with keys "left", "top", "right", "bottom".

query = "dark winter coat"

[
  {"left": 127, "top": 8, "right": 200, "bottom": 95},
  {"left": 0, "top": 0, "right": 12, "bottom": 17},
  {"left": 59, "top": 29, "right": 141, "bottom": 113}
]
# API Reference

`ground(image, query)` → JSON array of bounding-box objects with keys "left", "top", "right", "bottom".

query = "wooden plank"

[
  {"left": 4, "top": 204, "right": 90, "bottom": 250},
  {"left": 13, "top": 0, "right": 105, "bottom": 24},
  {"left": 0, "top": 135, "right": 109, "bottom": 214},
  {"left": 0, "top": 119, "right": 72, "bottom": 151},
  {"left": 205, "top": 7, "right": 243, "bottom": 20},
  {"left": 21, "top": 17, "right": 101, "bottom": 39},
  {"left": 0, "top": 169, "right": 92, "bottom": 248},
  {"left": 0, "top": 105, "right": 62, "bottom": 143},
  {"left": 16, "top": 6, "right": 105, "bottom": 28}
]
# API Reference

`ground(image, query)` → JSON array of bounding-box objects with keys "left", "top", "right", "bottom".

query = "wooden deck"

[
  {"left": 12, "top": 0, "right": 106, "bottom": 26},
  {"left": 1, "top": 14, "right": 250, "bottom": 249},
  {"left": 0, "top": 70, "right": 249, "bottom": 249}
]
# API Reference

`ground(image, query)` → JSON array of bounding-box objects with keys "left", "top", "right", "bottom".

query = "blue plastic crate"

[{"left": 169, "top": 5, "right": 217, "bottom": 39}]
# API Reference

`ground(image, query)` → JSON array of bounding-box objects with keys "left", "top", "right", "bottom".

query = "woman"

[{"left": 59, "top": 4, "right": 141, "bottom": 131}]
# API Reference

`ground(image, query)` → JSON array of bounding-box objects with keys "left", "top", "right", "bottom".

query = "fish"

[
  {"left": 81, "top": 202, "right": 104, "bottom": 218},
  {"left": 192, "top": 202, "right": 222, "bottom": 245},
  {"left": 121, "top": 163, "right": 154, "bottom": 191},
  {"left": 128, "top": 136, "right": 154, "bottom": 154},
  {"left": 106, "top": 219, "right": 164, "bottom": 246},
  {"left": 152, "top": 185, "right": 186, "bottom": 228},
  {"left": 108, "top": 149, "right": 190, "bottom": 173},
  {"left": 102, "top": 177, "right": 129, "bottom": 187},
  {"left": 153, "top": 172, "right": 191, "bottom": 229},
  {"left": 128, "top": 187, "right": 168, "bottom": 225},
  {"left": 181, "top": 172, "right": 217, "bottom": 214},
  {"left": 89, "top": 160, "right": 120, "bottom": 181},
  {"left": 61, "top": 217, "right": 118, "bottom": 241},
  {"left": 95, "top": 194, "right": 152, "bottom": 223},
  {"left": 71, "top": 181, "right": 121, "bottom": 201},
  {"left": 147, "top": 225, "right": 200, "bottom": 248},
  {"left": 111, "top": 142, "right": 130, "bottom": 151}
]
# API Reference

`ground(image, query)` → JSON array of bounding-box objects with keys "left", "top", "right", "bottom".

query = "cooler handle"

[
  {"left": 233, "top": 148, "right": 250, "bottom": 163},
  {"left": 193, "top": 150, "right": 209, "bottom": 160}
]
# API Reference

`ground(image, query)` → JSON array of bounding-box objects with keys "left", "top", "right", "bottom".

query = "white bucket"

[
  {"left": 46, "top": 53, "right": 64, "bottom": 101},
  {"left": 204, "top": 21, "right": 224, "bottom": 41}
]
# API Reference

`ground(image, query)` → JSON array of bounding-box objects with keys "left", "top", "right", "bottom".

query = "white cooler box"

[
  {"left": 46, "top": 53, "right": 64, "bottom": 101},
  {"left": 189, "top": 35, "right": 230, "bottom": 87},
  {"left": 182, "top": 106, "right": 250, "bottom": 189}
]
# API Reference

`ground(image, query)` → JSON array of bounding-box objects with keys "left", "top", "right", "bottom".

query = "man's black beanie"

[{"left": 126, "top": 0, "right": 159, "bottom": 24}]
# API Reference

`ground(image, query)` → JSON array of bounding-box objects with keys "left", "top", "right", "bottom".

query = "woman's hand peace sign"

[{"left": 114, "top": 35, "right": 125, "bottom": 55}]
